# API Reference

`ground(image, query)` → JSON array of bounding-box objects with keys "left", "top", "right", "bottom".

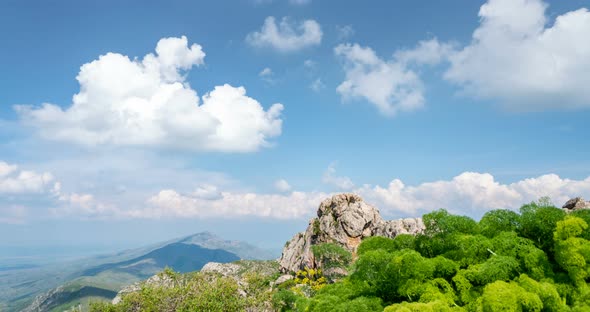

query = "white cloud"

[
  {"left": 259, "top": 67, "right": 276, "bottom": 84},
  {"left": 16, "top": 36, "right": 283, "bottom": 152},
  {"left": 335, "top": 0, "right": 590, "bottom": 114},
  {"left": 246, "top": 17, "right": 322, "bottom": 52},
  {"left": 259, "top": 67, "right": 273, "bottom": 77},
  {"left": 394, "top": 38, "right": 455, "bottom": 66},
  {"left": 444, "top": 0, "right": 590, "bottom": 109},
  {"left": 310, "top": 78, "right": 325, "bottom": 92},
  {"left": 335, "top": 43, "right": 426, "bottom": 116},
  {"left": 274, "top": 179, "right": 292, "bottom": 192},
  {"left": 322, "top": 163, "right": 354, "bottom": 190},
  {"left": 0, "top": 161, "right": 59, "bottom": 194},
  {"left": 356, "top": 172, "right": 590, "bottom": 218},
  {"left": 136, "top": 189, "right": 326, "bottom": 219},
  {"left": 336, "top": 25, "right": 355, "bottom": 40},
  {"left": 91, "top": 171, "right": 590, "bottom": 221},
  {"left": 0, "top": 160, "right": 124, "bottom": 221}
]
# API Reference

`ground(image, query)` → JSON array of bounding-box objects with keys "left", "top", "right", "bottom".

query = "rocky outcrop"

[
  {"left": 112, "top": 272, "right": 175, "bottom": 304},
  {"left": 563, "top": 197, "right": 590, "bottom": 212},
  {"left": 279, "top": 193, "right": 424, "bottom": 273}
]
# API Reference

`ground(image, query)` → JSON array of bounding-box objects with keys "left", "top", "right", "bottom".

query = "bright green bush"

[{"left": 311, "top": 243, "right": 352, "bottom": 269}]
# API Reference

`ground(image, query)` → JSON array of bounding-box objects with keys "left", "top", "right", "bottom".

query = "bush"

[{"left": 311, "top": 243, "right": 352, "bottom": 269}]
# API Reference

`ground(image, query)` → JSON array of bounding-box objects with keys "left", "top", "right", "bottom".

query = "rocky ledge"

[
  {"left": 279, "top": 193, "right": 424, "bottom": 274},
  {"left": 563, "top": 197, "right": 590, "bottom": 212}
]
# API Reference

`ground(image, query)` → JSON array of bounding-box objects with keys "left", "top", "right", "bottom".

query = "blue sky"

[{"left": 1, "top": 0, "right": 590, "bottom": 250}]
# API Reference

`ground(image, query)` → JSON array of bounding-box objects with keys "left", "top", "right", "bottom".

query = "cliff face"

[{"left": 279, "top": 193, "right": 424, "bottom": 273}]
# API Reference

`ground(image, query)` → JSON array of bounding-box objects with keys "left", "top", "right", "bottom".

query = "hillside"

[
  {"left": 91, "top": 194, "right": 590, "bottom": 312},
  {"left": 4, "top": 232, "right": 275, "bottom": 312}
]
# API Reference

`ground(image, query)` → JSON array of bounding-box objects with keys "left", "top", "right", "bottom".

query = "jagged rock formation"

[
  {"left": 279, "top": 193, "right": 424, "bottom": 273},
  {"left": 563, "top": 197, "right": 590, "bottom": 212}
]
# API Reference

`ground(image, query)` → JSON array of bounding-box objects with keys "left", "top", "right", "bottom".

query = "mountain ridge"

[{"left": 7, "top": 231, "right": 274, "bottom": 312}]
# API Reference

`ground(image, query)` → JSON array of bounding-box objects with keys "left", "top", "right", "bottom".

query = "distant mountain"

[
  {"left": 1, "top": 232, "right": 276, "bottom": 312},
  {"left": 80, "top": 243, "right": 240, "bottom": 277}
]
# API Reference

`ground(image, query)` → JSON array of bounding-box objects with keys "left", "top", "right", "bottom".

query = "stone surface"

[
  {"left": 373, "top": 218, "right": 425, "bottom": 238},
  {"left": 278, "top": 193, "right": 425, "bottom": 273},
  {"left": 272, "top": 274, "right": 294, "bottom": 286},
  {"left": 201, "top": 262, "right": 242, "bottom": 277},
  {"left": 563, "top": 197, "right": 590, "bottom": 211}
]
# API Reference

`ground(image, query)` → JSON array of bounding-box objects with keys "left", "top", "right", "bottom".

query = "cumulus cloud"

[
  {"left": 274, "top": 179, "right": 292, "bottom": 192},
  {"left": 357, "top": 172, "right": 590, "bottom": 218},
  {"left": 322, "top": 163, "right": 354, "bottom": 190},
  {"left": 16, "top": 36, "right": 283, "bottom": 152},
  {"left": 246, "top": 17, "right": 322, "bottom": 52},
  {"left": 136, "top": 189, "right": 326, "bottom": 219},
  {"left": 334, "top": 43, "right": 427, "bottom": 116},
  {"left": 336, "top": 0, "right": 590, "bottom": 114},
  {"left": 0, "top": 161, "right": 59, "bottom": 194},
  {"left": 444, "top": 0, "right": 590, "bottom": 109}
]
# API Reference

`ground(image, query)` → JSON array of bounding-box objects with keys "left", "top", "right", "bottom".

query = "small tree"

[{"left": 311, "top": 243, "right": 352, "bottom": 269}]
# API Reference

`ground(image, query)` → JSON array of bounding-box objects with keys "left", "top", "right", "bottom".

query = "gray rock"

[
  {"left": 201, "top": 262, "right": 241, "bottom": 277},
  {"left": 112, "top": 272, "right": 174, "bottom": 304},
  {"left": 278, "top": 193, "right": 424, "bottom": 274},
  {"left": 272, "top": 274, "right": 294, "bottom": 286},
  {"left": 563, "top": 197, "right": 590, "bottom": 211},
  {"left": 373, "top": 218, "right": 425, "bottom": 237}
]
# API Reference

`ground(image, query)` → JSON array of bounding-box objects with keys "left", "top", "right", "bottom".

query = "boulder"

[
  {"left": 563, "top": 197, "right": 590, "bottom": 212},
  {"left": 201, "top": 262, "right": 241, "bottom": 277}
]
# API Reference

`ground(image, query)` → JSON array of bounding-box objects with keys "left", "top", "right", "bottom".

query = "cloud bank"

[
  {"left": 358, "top": 172, "right": 590, "bottom": 218},
  {"left": 0, "top": 161, "right": 59, "bottom": 194}
]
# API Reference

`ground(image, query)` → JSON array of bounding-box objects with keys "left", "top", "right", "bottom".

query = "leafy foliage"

[
  {"left": 311, "top": 243, "right": 352, "bottom": 269},
  {"left": 93, "top": 198, "right": 590, "bottom": 311},
  {"left": 278, "top": 200, "right": 590, "bottom": 311}
]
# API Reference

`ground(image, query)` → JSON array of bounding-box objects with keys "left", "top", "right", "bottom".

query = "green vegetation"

[
  {"left": 93, "top": 200, "right": 590, "bottom": 311},
  {"left": 311, "top": 243, "right": 352, "bottom": 270},
  {"left": 276, "top": 201, "right": 590, "bottom": 311},
  {"left": 90, "top": 265, "right": 277, "bottom": 312}
]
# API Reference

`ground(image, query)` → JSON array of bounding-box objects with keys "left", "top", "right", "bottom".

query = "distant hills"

[{"left": 0, "top": 232, "right": 277, "bottom": 312}]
